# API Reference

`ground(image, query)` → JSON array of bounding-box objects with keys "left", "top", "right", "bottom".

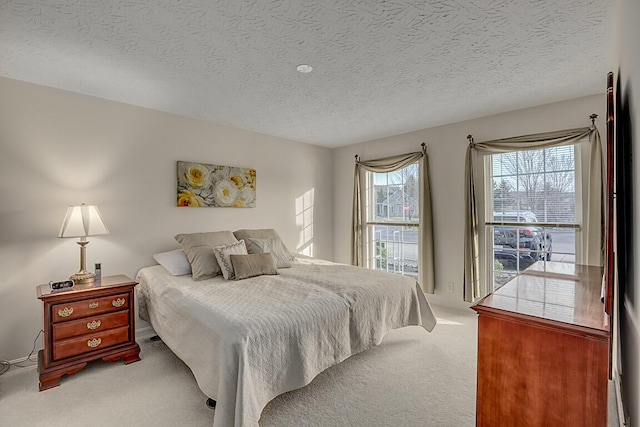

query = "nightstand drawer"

[
  {"left": 53, "top": 311, "right": 129, "bottom": 341},
  {"left": 53, "top": 326, "right": 130, "bottom": 361},
  {"left": 52, "top": 293, "right": 129, "bottom": 323}
]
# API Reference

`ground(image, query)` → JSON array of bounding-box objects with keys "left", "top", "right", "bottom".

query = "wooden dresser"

[
  {"left": 472, "top": 262, "right": 609, "bottom": 427},
  {"left": 37, "top": 275, "right": 141, "bottom": 391}
]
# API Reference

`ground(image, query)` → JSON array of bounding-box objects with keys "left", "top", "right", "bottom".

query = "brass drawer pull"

[
  {"left": 87, "top": 320, "right": 101, "bottom": 330},
  {"left": 87, "top": 338, "right": 102, "bottom": 348},
  {"left": 58, "top": 307, "right": 74, "bottom": 318},
  {"left": 88, "top": 302, "right": 99, "bottom": 309},
  {"left": 112, "top": 298, "right": 126, "bottom": 308}
]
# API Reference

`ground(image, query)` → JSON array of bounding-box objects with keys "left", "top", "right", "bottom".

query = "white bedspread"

[{"left": 136, "top": 258, "right": 436, "bottom": 427}]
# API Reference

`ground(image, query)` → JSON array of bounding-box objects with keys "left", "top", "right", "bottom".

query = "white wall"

[
  {"left": 0, "top": 77, "right": 334, "bottom": 361},
  {"left": 332, "top": 95, "right": 605, "bottom": 309},
  {"left": 617, "top": 0, "right": 640, "bottom": 424}
]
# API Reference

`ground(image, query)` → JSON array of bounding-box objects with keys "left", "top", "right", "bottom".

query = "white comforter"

[{"left": 136, "top": 258, "right": 436, "bottom": 427}]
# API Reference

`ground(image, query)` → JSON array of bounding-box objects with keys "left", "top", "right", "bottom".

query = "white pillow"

[
  {"left": 213, "top": 240, "right": 248, "bottom": 280},
  {"left": 153, "top": 249, "right": 192, "bottom": 276}
]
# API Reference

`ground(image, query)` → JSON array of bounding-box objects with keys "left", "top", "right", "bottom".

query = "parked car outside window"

[{"left": 493, "top": 211, "right": 553, "bottom": 271}]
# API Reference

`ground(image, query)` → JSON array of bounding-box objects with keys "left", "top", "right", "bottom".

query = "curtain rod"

[
  {"left": 355, "top": 142, "right": 426, "bottom": 163},
  {"left": 467, "top": 114, "right": 597, "bottom": 145}
]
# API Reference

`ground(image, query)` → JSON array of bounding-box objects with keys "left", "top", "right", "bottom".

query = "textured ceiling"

[{"left": 0, "top": 0, "right": 613, "bottom": 147}]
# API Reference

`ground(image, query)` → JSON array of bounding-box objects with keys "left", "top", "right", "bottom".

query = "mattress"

[{"left": 136, "top": 257, "right": 436, "bottom": 427}]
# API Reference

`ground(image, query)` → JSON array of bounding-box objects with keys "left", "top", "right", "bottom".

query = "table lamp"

[{"left": 58, "top": 203, "right": 110, "bottom": 284}]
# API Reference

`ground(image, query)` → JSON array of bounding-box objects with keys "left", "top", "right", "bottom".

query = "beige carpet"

[{"left": 0, "top": 305, "right": 619, "bottom": 426}]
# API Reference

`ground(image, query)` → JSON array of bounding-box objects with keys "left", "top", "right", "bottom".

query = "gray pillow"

[
  {"left": 213, "top": 240, "right": 248, "bottom": 280},
  {"left": 233, "top": 229, "right": 294, "bottom": 260},
  {"left": 245, "top": 238, "right": 291, "bottom": 268},
  {"left": 175, "top": 231, "right": 239, "bottom": 280},
  {"left": 231, "top": 253, "right": 278, "bottom": 280}
]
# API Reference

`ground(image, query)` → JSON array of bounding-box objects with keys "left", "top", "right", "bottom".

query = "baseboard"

[
  {"left": 136, "top": 325, "right": 156, "bottom": 341},
  {"left": 614, "top": 374, "right": 626, "bottom": 426},
  {"left": 427, "top": 293, "right": 472, "bottom": 312}
]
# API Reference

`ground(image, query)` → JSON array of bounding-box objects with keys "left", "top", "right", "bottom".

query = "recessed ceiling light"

[{"left": 296, "top": 64, "right": 313, "bottom": 73}]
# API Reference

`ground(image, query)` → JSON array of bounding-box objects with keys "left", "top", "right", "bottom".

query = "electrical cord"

[{"left": 0, "top": 329, "right": 43, "bottom": 375}]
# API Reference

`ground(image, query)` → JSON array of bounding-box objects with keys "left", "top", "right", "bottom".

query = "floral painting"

[{"left": 177, "top": 161, "right": 256, "bottom": 208}]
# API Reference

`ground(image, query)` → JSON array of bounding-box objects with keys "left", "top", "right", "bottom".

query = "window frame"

[
  {"left": 482, "top": 143, "right": 584, "bottom": 290},
  {"left": 364, "top": 163, "right": 420, "bottom": 278}
]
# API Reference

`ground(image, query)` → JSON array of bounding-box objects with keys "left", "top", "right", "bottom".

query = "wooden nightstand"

[{"left": 36, "top": 275, "right": 141, "bottom": 391}]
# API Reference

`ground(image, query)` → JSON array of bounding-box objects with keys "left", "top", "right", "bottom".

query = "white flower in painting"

[
  {"left": 211, "top": 166, "right": 230, "bottom": 183},
  {"left": 240, "top": 187, "right": 255, "bottom": 205},
  {"left": 181, "top": 163, "right": 211, "bottom": 189},
  {"left": 214, "top": 179, "right": 239, "bottom": 206}
]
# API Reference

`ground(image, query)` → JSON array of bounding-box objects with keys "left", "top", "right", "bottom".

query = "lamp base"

[{"left": 70, "top": 270, "right": 96, "bottom": 284}]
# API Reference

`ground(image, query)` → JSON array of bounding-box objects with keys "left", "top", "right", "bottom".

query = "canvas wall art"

[{"left": 177, "top": 161, "right": 256, "bottom": 208}]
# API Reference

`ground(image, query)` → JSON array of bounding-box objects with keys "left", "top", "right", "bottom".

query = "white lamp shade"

[{"left": 58, "top": 204, "right": 110, "bottom": 238}]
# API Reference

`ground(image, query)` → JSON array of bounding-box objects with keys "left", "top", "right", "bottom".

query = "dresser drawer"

[
  {"left": 53, "top": 310, "right": 129, "bottom": 341},
  {"left": 53, "top": 326, "right": 130, "bottom": 361},
  {"left": 52, "top": 293, "right": 129, "bottom": 323}
]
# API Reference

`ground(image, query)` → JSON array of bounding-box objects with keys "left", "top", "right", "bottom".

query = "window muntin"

[
  {"left": 366, "top": 163, "right": 419, "bottom": 279},
  {"left": 488, "top": 145, "right": 579, "bottom": 289}
]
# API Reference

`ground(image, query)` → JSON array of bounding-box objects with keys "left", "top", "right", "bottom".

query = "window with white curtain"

[
  {"left": 486, "top": 144, "right": 581, "bottom": 289},
  {"left": 366, "top": 163, "right": 420, "bottom": 279}
]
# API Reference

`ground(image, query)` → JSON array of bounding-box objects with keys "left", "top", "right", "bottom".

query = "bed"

[{"left": 136, "top": 255, "right": 437, "bottom": 427}]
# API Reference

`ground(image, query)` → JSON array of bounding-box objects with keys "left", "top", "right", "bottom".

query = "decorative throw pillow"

[
  {"left": 245, "top": 238, "right": 291, "bottom": 268},
  {"left": 153, "top": 249, "right": 192, "bottom": 276},
  {"left": 233, "top": 229, "right": 295, "bottom": 260},
  {"left": 213, "top": 240, "right": 248, "bottom": 280},
  {"left": 175, "top": 231, "right": 239, "bottom": 280},
  {"left": 231, "top": 253, "right": 279, "bottom": 280}
]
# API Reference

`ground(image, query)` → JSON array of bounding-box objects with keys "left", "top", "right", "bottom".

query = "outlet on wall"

[{"left": 446, "top": 282, "right": 454, "bottom": 293}]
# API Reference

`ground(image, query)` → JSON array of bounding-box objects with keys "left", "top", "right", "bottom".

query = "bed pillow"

[
  {"left": 152, "top": 249, "right": 192, "bottom": 276},
  {"left": 245, "top": 238, "right": 291, "bottom": 268},
  {"left": 213, "top": 240, "right": 248, "bottom": 280},
  {"left": 231, "top": 253, "right": 279, "bottom": 280},
  {"left": 233, "top": 229, "right": 295, "bottom": 260},
  {"left": 175, "top": 231, "right": 239, "bottom": 280}
]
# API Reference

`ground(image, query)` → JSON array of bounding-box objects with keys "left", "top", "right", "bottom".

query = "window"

[
  {"left": 366, "top": 163, "right": 419, "bottom": 279},
  {"left": 487, "top": 145, "right": 580, "bottom": 289}
]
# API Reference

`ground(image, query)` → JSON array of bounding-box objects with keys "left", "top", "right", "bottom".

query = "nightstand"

[{"left": 36, "top": 275, "right": 141, "bottom": 391}]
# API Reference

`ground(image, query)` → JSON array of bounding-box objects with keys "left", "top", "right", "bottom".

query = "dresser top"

[
  {"left": 37, "top": 275, "right": 136, "bottom": 299},
  {"left": 473, "top": 262, "right": 608, "bottom": 333}
]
